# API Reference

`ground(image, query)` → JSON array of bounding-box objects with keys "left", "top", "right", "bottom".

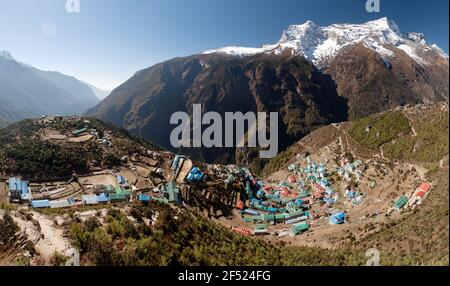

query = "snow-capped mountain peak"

[
  {"left": 363, "top": 17, "right": 400, "bottom": 33},
  {"left": 203, "top": 18, "right": 448, "bottom": 67},
  {"left": 279, "top": 20, "right": 320, "bottom": 43},
  {"left": 0, "top": 50, "right": 15, "bottom": 61}
]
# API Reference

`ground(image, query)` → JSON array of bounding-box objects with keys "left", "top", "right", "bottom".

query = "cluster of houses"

[
  {"left": 73, "top": 126, "right": 113, "bottom": 147},
  {"left": 236, "top": 154, "right": 434, "bottom": 237},
  {"left": 7, "top": 175, "right": 133, "bottom": 210},
  {"left": 138, "top": 181, "right": 183, "bottom": 205},
  {"left": 336, "top": 159, "right": 365, "bottom": 182},
  {"left": 228, "top": 161, "right": 320, "bottom": 237},
  {"left": 82, "top": 180, "right": 132, "bottom": 205},
  {"left": 30, "top": 176, "right": 132, "bottom": 209},
  {"left": 4, "top": 147, "right": 434, "bottom": 241},
  {"left": 5, "top": 151, "right": 207, "bottom": 210},
  {"left": 231, "top": 156, "right": 365, "bottom": 237},
  {"left": 137, "top": 156, "right": 207, "bottom": 205},
  {"left": 39, "top": 116, "right": 113, "bottom": 147}
]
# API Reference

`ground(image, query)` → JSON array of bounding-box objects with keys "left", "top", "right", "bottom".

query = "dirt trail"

[
  {"left": 13, "top": 211, "right": 72, "bottom": 264},
  {"left": 333, "top": 124, "right": 356, "bottom": 157},
  {"left": 439, "top": 156, "right": 449, "bottom": 170},
  {"left": 33, "top": 213, "right": 71, "bottom": 261},
  {"left": 411, "top": 126, "right": 418, "bottom": 137}
]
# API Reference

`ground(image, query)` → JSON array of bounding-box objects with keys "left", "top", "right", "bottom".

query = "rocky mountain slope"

[
  {"left": 88, "top": 18, "right": 448, "bottom": 166},
  {"left": 85, "top": 83, "right": 111, "bottom": 100},
  {"left": 0, "top": 51, "right": 100, "bottom": 126},
  {"left": 0, "top": 98, "right": 36, "bottom": 128},
  {"left": 88, "top": 53, "right": 348, "bottom": 163}
]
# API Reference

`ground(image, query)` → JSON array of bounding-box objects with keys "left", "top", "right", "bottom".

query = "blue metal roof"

[
  {"left": 138, "top": 194, "right": 151, "bottom": 202},
  {"left": 73, "top": 128, "right": 87, "bottom": 134},
  {"left": 49, "top": 199, "right": 73, "bottom": 209},
  {"left": 8, "top": 178, "right": 29, "bottom": 194},
  {"left": 330, "top": 212, "right": 346, "bottom": 225},
  {"left": 32, "top": 200, "right": 50, "bottom": 209},
  {"left": 95, "top": 193, "right": 109, "bottom": 203},
  {"left": 8, "top": 177, "right": 19, "bottom": 191},
  {"left": 117, "top": 175, "right": 126, "bottom": 184},
  {"left": 82, "top": 195, "right": 98, "bottom": 205},
  {"left": 21, "top": 181, "right": 28, "bottom": 194},
  {"left": 21, "top": 193, "right": 31, "bottom": 201}
]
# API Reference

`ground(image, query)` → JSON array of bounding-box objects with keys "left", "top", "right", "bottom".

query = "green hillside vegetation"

[
  {"left": 0, "top": 118, "right": 161, "bottom": 180},
  {"left": 0, "top": 212, "right": 33, "bottom": 265},
  {"left": 0, "top": 119, "right": 40, "bottom": 144},
  {"left": 383, "top": 113, "right": 449, "bottom": 162},
  {"left": 349, "top": 111, "right": 411, "bottom": 150},
  {"left": 0, "top": 213, "right": 20, "bottom": 251},
  {"left": 259, "top": 148, "right": 295, "bottom": 177},
  {"left": 68, "top": 204, "right": 367, "bottom": 266},
  {"left": 1, "top": 139, "right": 90, "bottom": 179}
]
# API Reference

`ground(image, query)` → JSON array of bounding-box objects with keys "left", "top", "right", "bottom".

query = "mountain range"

[
  {"left": 87, "top": 18, "right": 449, "bottom": 166},
  {"left": 0, "top": 51, "right": 102, "bottom": 127},
  {"left": 204, "top": 17, "right": 448, "bottom": 67}
]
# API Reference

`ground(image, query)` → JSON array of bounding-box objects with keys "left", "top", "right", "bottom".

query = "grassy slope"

[
  {"left": 384, "top": 113, "right": 449, "bottom": 162},
  {"left": 67, "top": 204, "right": 367, "bottom": 266},
  {"left": 349, "top": 111, "right": 411, "bottom": 150},
  {"left": 346, "top": 107, "right": 449, "bottom": 265}
]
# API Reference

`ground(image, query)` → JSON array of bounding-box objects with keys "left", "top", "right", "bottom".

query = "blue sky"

[{"left": 0, "top": 0, "right": 448, "bottom": 90}]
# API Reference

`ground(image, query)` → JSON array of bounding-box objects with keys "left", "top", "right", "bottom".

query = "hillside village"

[{"left": 0, "top": 102, "right": 448, "bottom": 265}]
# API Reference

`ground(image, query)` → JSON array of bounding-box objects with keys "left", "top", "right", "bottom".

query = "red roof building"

[
  {"left": 280, "top": 187, "right": 291, "bottom": 196},
  {"left": 235, "top": 200, "right": 245, "bottom": 210},
  {"left": 416, "top": 191, "right": 427, "bottom": 199},
  {"left": 416, "top": 183, "right": 432, "bottom": 193},
  {"left": 264, "top": 186, "right": 273, "bottom": 192},
  {"left": 232, "top": 226, "right": 252, "bottom": 236},
  {"left": 313, "top": 192, "right": 325, "bottom": 199}
]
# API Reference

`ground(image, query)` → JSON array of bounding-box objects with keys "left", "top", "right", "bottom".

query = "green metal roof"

[
  {"left": 255, "top": 224, "right": 268, "bottom": 230},
  {"left": 394, "top": 196, "right": 409, "bottom": 209},
  {"left": 252, "top": 216, "right": 264, "bottom": 222},
  {"left": 109, "top": 193, "right": 129, "bottom": 201},
  {"left": 275, "top": 214, "right": 286, "bottom": 220},
  {"left": 263, "top": 214, "right": 275, "bottom": 221},
  {"left": 115, "top": 186, "right": 130, "bottom": 195},
  {"left": 292, "top": 222, "right": 309, "bottom": 232}
]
